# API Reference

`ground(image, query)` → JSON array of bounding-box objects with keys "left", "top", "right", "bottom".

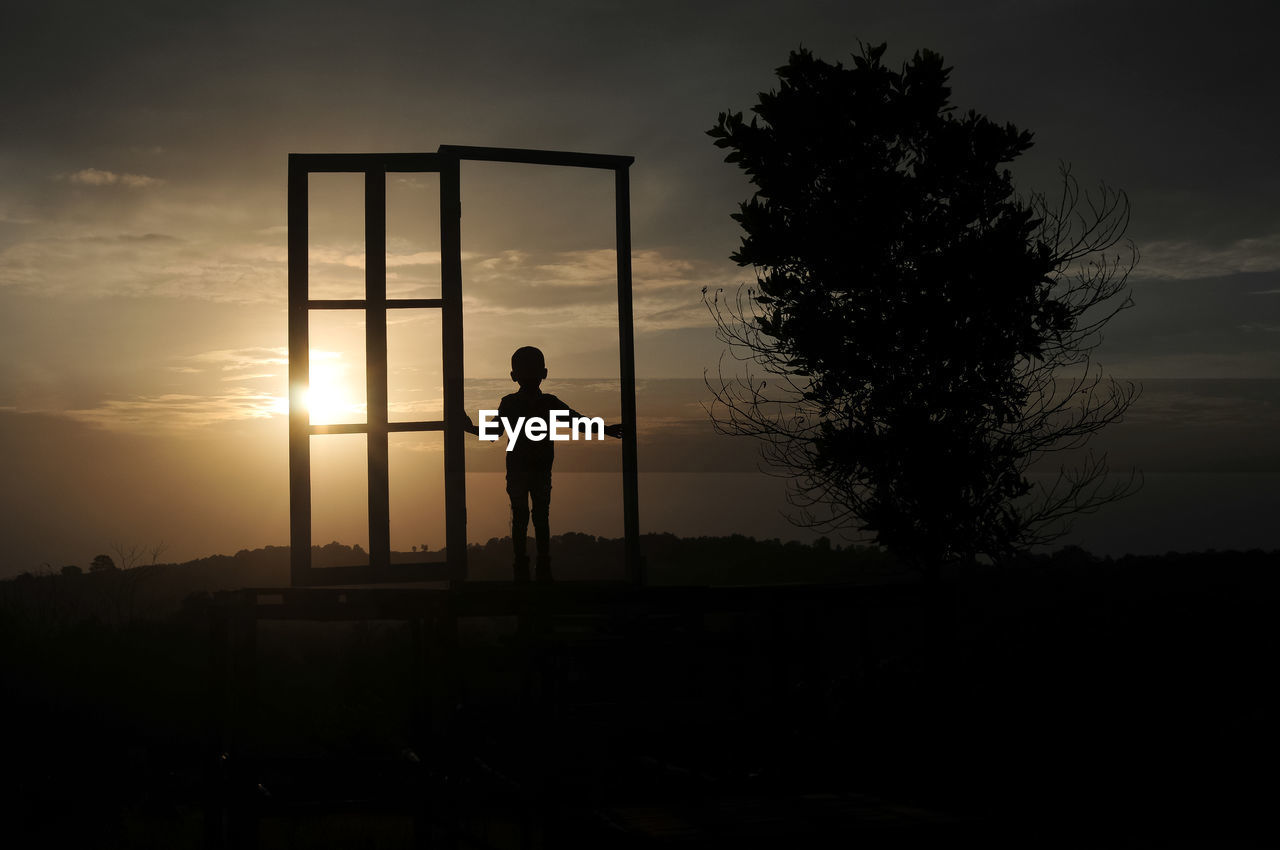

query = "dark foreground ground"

[{"left": 4, "top": 538, "right": 1279, "bottom": 847}]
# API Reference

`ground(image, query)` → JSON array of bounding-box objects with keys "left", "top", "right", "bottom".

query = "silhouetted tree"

[
  {"left": 89, "top": 554, "right": 117, "bottom": 573},
  {"left": 705, "top": 45, "right": 1138, "bottom": 570},
  {"left": 147, "top": 540, "right": 168, "bottom": 565},
  {"left": 110, "top": 541, "right": 144, "bottom": 570}
]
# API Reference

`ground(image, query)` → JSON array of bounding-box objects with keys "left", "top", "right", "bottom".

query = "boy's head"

[{"left": 510, "top": 346, "right": 547, "bottom": 389}]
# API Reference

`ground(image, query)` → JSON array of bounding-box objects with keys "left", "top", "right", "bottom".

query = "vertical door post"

[
  {"left": 366, "top": 170, "right": 391, "bottom": 569},
  {"left": 440, "top": 154, "right": 468, "bottom": 582},
  {"left": 615, "top": 165, "right": 642, "bottom": 584},
  {"left": 288, "top": 159, "right": 311, "bottom": 587}
]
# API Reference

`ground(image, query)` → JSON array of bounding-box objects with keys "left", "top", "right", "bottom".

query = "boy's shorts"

[{"left": 506, "top": 463, "right": 552, "bottom": 502}]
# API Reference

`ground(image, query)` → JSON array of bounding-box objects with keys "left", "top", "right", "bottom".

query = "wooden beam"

[
  {"left": 440, "top": 153, "right": 468, "bottom": 583},
  {"left": 294, "top": 150, "right": 636, "bottom": 173},
  {"left": 366, "top": 171, "right": 391, "bottom": 571},
  {"left": 388, "top": 299, "right": 445, "bottom": 310},
  {"left": 288, "top": 161, "right": 311, "bottom": 588},
  {"left": 290, "top": 152, "right": 442, "bottom": 172},
  {"left": 438, "top": 145, "right": 633, "bottom": 171},
  {"left": 308, "top": 299, "right": 366, "bottom": 310},
  {"left": 309, "top": 420, "right": 446, "bottom": 436},
  {"left": 309, "top": 423, "right": 368, "bottom": 436},
  {"left": 615, "top": 165, "right": 643, "bottom": 584},
  {"left": 309, "top": 299, "right": 444, "bottom": 310},
  {"left": 388, "top": 420, "right": 446, "bottom": 433}
]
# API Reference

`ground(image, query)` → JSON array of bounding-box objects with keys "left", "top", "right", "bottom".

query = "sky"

[{"left": 2, "top": 0, "right": 1279, "bottom": 575}]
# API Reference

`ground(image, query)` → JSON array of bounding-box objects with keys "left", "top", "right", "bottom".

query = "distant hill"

[
  {"left": 7, "top": 535, "right": 1280, "bottom": 632},
  {"left": 0, "top": 534, "right": 905, "bottom": 626}
]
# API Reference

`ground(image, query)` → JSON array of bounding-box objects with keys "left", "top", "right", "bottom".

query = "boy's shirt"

[{"left": 497, "top": 389, "right": 580, "bottom": 473}]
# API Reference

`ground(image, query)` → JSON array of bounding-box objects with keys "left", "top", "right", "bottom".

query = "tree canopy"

[{"left": 706, "top": 44, "right": 1138, "bottom": 569}]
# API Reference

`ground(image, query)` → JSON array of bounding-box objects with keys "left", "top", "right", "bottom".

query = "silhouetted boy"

[{"left": 470, "top": 346, "right": 622, "bottom": 582}]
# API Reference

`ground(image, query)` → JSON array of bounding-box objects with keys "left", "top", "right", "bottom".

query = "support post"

[
  {"left": 288, "top": 159, "right": 311, "bottom": 587},
  {"left": 615, "top": 165, "right": 643, "bottom": 584},
  {"left": 440, "top": 153, "right": 468, "bottom": 583},
  {"left": 366, "top": 170, "right": 391, "bottom": 570},
  {"left": 205, "top": 604, "right": 230, "bottom": 848}
]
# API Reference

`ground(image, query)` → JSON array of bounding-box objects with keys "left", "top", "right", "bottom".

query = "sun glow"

[{"left": 306, "top": 350, "right": 364, "bottom": 425}]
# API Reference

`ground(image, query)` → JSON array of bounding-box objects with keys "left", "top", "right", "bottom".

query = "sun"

[{"left": 305, "top": 351, "right": 360, "bottom": 425}]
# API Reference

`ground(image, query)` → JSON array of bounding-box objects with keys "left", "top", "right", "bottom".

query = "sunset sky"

[{"left": 3, "top": 0, "right": 1279, "bottom": 575}]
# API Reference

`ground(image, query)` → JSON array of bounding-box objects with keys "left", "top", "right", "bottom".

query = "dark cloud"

[
  {"left": 6, "top": 1, "right": 1280, "bottom": 254},
  {"left": 1103, "top": 271, "right": 1280, "bottom": 374}
]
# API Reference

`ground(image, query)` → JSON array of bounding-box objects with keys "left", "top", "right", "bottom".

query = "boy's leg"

[
  {"left": 509, "top": 491, "right": 529, "bottom": 558},
  {"left": 531, "top": 489, "right": 551, "bottom": 557},
  {"left": 507, "top": 479, "right": 531, "bottom": 581},
  {"left": 531, "top": 468, "right": 552, "bottom": 581}
]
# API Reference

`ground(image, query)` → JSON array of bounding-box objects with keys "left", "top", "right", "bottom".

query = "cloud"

[
  {"left": 1119, "top": 379, "right": 1280, "bottom": 429},
  {"left": 63, "top": 389, "right": 285, "bottom": 432},
  {"left": 0, "top": 205, "right": 38, "bottom": 224},
  {"left": 458, "top": 247, "right": 736, "bottom": 332},
  {"left": 0, "top": 228, "right": 286, "bottom": 302},
  {"left": 74, "top": 232, "right": 182, "bottom": 245},
  {"left": 45, "top": 346, "right": 296, "bottom": 432},
  {"left": 389, "top": 251, "right": 443, "bottom": 267},
  {"left": 1138, "top": 232, "right": 1280, "bottom": 280},
  {"left": 303, "top": 243, "right": 456, "bottom": 299},
  {"left": 61, "top": 168, "right": 164, "bottom": 188},
  {"left": 184, "top": 347, "right": 289, "bottom": 373},
  {"left": 0, "top": 207, "right": 731, "bottom": 330},
  {"left": 475, "top": 248, "right": 700, "bottom": 291},
  {"left": 49, "top": 345, "right": 414, "bottom": 433}
]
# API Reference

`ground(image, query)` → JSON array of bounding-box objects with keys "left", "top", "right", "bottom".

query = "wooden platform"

[
  {"left": 214, "top": 579, "right": 922, "bottom": 619},
  {"left": 205, "top": 580, "right": 935, "bottom": 848}
]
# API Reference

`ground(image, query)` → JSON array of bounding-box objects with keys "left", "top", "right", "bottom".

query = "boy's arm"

[
  {"left": 467, "top": 397, "right": 514, "bottom": 444},
  {"left": 461, "top": 410, "right": 480, "bottom": 436},
  {"left": 556, "top": 396, "right": 623, "bottom": 439}
]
